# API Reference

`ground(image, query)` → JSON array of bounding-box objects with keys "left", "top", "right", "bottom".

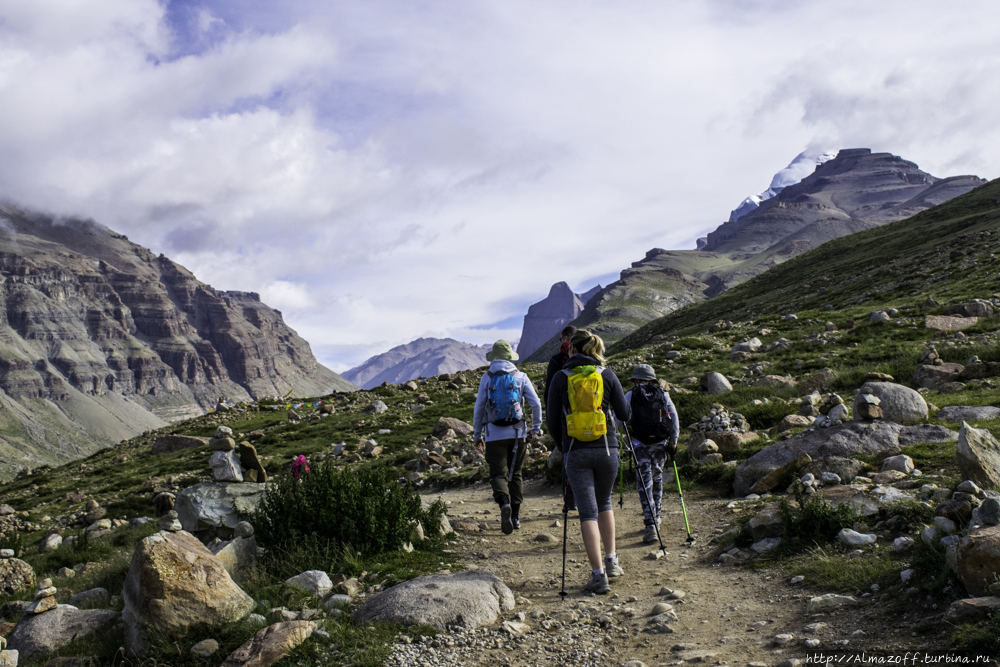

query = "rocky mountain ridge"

[
  {"left": 342, "top": 338, "right": 491, "bottom": 389},
  {"left": 0, "top": 204, "right": 355, "bottom": 477},
  {"left": 516, "top": 282, "right": 600, "bottom": 358},
  {"left": 526, "top": 148, "right": 985, "bottom": 362}
]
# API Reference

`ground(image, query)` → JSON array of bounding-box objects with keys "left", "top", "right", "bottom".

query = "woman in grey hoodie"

[{"left": 473, "top": 340, "right": 543, "bottom": 535}]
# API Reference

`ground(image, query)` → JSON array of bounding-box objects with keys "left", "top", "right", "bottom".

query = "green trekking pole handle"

[{"left": 672, "top": 458, "right": 695, "bottom": 544}]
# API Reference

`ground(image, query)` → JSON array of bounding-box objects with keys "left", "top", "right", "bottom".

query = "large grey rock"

[
  {"left": 732, "top": 338, "right": 762, "bottom": 353},
  {"left": 913, "top": 363, "right": 965, "bottom": 389},
  {"left": 939, "top": 406, "right": 1000, "bottom": 423},
  {"left": 362, "top": 400, "right": 388, "bottom": 415},
  {"left": 881, "top": 455, "right": 914, "bottom": 474},
  {"left": 432, "top": 417, "right": 474, "bottom": 439},
  {"left": 852, "top": 382, "right": 927, "bottom": 425},
  {"left": 0, "top": 558, "right": 34, "bottom": 596},
  {"left": 701, "top": 372, "right": 732, "bottom": 395},
  {"left": 221, "top": 620, "right": 316, "bottom": 667},
  {"left": 208, "top": 536, "right": 258, "bottom": 578},
  {"left": 944, "top": 597, "right": 1000, "bottom": 623},
  {"left": 285, "top": 571, "right": 333, "bottom": 600},
  {"left": 352, "top": 570, "right": 514, "bottom": 631},
  {"left": 152, "top": 435, "right": 211, "bottom": 455},
  {"left": 956, "top": 525, "right": 1000, "bottom": 596},
  {"left": 733, "top": 421, "right": 956, "bottom": 497},
  {"left": 837, "top": 529, "right": 876, "bottom": 546},
  {"left": 174, "top": 482, "right": 268, "bottom": 533},
  {"left": 123, "top": 530, "right": 255, "bottom": 655},
  {"left": 747, "top": 506, "right": 783, "bottom": 542},
  {"left": 957, "top": 422, "right": 1000, "bottom": 490},
  {"left": 38, "top": 533, "right": 62, "bottom": 553},
  {"left": 69, "top": 587, "right": 110, "bottom": 608},
  {"left": 7, "top": 605, "right": 119, "bottom": 661},
  {"left": 210, "top": 450, "right": 244, "bottom": 483}
]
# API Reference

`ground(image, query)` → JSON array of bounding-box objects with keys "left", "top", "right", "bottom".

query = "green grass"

[{"left": 787, "top": 545, "right": 902, "bottom": 593}]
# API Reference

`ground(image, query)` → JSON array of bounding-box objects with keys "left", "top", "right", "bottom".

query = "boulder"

[
  {"left": 239, "top": 443, "right": 268, "bottom": 483},
  {"left": 208, "top": 536, "right": 258, "bottom": 578},
  {"left": 68, "top": 587, "right": 110, "bottom": 608},
  {"left": 151, "top": 435, "right": 210, "bottom": 455},
  {"left": 0, "top": 559, "right": 34, "bottom": 596},
  {"left": 926, "top": 315, "right": 979, "bottom": 332},
  {"left": 837, "top": 529, "right": 876, "bottom": 546},
  {"left": 362, "top": 400, "right": 388, "bottom": 415},
  {"left": 802, "top": 457, "right": 866, "bottom": 485},
  {"left": 221, "top": 621, "right": 316, "bottom": 667},
  {"left": 210, "top": 450, "right": 244, "bottom": 483},
  {"left": 774, "top": 414, "right": 812, "bottom": 432},
  {"left": 174, "top": 482, "right": 268, "bottom": 534},
  {"left": 285, "top": 571, "right": 333, "bottom": 600},
  {"left": 352, "top": 570, "right": 514, "bottom": 631},
  {"left": 700, "top": 372, "right": 732, "bottom": 395},
  {"left": 7, "top": 606, "right": 119, "bottom": 662},
  {"left": 881, "top": 455, "right": 914, "bottom": 475},
  {"left": 950, "top": 301, "right": 994, "bottom": 318},
  {"left": 852, "top": 382, "right": 927, "bottom": 425},
  {"left": 732, "top": 338, "right": 762, "bottom": 353},
  {"left": 704, "top": 430, "right": 758, "bottom": 455},
  {"left": 755, "top": 375, "right": 796, "bottom": 389},
  {"left": 38, "top": 534, "right": 62, "bottom": 554},
  {"left": 938, "top": 406, "right": 1000, "bottom": 423},
  {"left": 956, "top": 525, "right": 1000, "bottom": 596},
  {"left": 957, "top": 422, "right": 1000, "bottom": 490},
  {"left": 944, "top": 597, "right": 1000, "bottom": 623},
  {"left": 747, "top": 453, "right": 812, "bottom": 496},
  {"left": 913, "top": 363, "right": 965, "bottom": 389},
  {"left": 210, "top": 437, "right": 237, "bottom": 451},
  {"left": 432, "top": 417, "right": 474, "bottom": 439},
  {"left": 799, "top": 368, "right": 837, "bottom": 396},
  {"left": 868, "top": 311, "right": 891, "bottom": 324},
  {"left": 959, "top": 361, "right": 1000, "bottom": 382},
  {"left": 747, "top": 506, "right": 783, "bottom": 542},
  {"left": 123, "top": 530, "right": 255, "bottom": 654},
  {"left": 733, "top": 421, "right": 956, "bottom": 497}
]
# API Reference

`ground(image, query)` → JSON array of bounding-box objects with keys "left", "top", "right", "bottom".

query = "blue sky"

[{"left": 1, "top": 1, "right": 1000, "bottom": 372}]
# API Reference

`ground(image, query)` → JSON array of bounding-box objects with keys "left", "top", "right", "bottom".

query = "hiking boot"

[
  {"left": 500, "top": 504, "right": 514, "bottom": 535},
  {"left": 512, "top": 517, "right": 520, "bottom": 530},
  {"left": 604, "top": 556, "right": 624, "bottom": 578},
  {"left": 511, "top": 505, "right": 520, "bottom": 530},
  {"left": 643, "top": 525, "right": 658, "bottom": 544},
  {"left": 585, "top": 572, "right": 610, "bottom": 594}
]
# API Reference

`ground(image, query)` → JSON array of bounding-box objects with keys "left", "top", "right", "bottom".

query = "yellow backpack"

[{"left": 563, "top": 365, "right": 607, "bottom": 442}]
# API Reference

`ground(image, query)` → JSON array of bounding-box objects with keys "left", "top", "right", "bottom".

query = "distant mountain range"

[
  {"left": 525, "top": 148, "right": 985, "bottom": 362},
  {"left": 342, "top": 338, "right": 491, "bottom": 389},
  {"left": 0, "top": 204, "right": 356, "bottom": 477}
]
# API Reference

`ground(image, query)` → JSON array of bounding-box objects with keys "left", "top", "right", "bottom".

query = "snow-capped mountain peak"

[{"left": 728, "top": 149, "right": 838, "bottom": 223}]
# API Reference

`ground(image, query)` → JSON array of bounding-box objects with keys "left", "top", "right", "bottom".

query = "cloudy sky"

[{"left": 2, "top": 1, "right": 999, "bottom": 372}]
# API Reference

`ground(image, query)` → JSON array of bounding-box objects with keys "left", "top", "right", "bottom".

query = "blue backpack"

[{"left": 485, "top": 371, "right": 525, "bottom": 426}]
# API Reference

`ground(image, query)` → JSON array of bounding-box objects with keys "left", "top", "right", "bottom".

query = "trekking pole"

[
  {"left": 620, "top": 421, "right": 669, "bottom": 558},
  {"left": 507, "top": 435, "right": 519, "bottom": 483},
  {"left": 617, "top": 449, "right": 625, "bottom": 509},
  {"left": 672, "top": 457, "right": 695, "bottom": 545},
  {"left": 559, "top": 468, "right": 569, "bottom": 602}
]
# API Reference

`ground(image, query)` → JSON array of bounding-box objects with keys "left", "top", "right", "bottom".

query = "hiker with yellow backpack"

[{"left": 546, "top": 329, "right": 630, "bottom": 595}]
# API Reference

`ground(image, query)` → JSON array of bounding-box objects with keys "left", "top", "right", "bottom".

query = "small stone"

[
  {"left": 650, "top": 602, "right": 673, "bottom": 615},
  {"left": 790, "top": 575, "right": 804, "bottom": 584},
  {"left": 191, "top": 639, "right": 219, "bottom": 657},
  {"left": 533, "top": 533, "right": 557, "bottom": 543},
  {"left": 773, "top": 633, "right": 794, "bottom": 645}
]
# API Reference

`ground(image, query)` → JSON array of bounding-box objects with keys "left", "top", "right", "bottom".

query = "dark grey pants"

[{"left": 485, "top": 438, "right": 527, "bottom": 507}]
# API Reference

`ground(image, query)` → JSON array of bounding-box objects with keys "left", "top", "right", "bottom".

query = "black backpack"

[{"left": 630, "top": 384, "right": 673, "bottom": 445}]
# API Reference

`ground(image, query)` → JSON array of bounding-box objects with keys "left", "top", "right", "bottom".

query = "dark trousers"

[{"left": 485, "top": 437, "right": 527, "bottom": 508}]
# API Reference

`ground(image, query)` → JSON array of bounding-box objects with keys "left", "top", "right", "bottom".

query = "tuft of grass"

[{"left": 787, "top": 545, "right": 901, "bottom": 593}]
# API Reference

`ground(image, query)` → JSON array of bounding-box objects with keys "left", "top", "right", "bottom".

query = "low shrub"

[
  {"left": 251, "top": 462, "right": 444, "bottom": 558},
  {"left": 779, "top": 485, "right": 860, "bottom": 545}
]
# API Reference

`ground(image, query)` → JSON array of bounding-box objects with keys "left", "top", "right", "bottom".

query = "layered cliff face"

[
  {"left": 342, "top": 338, "right": 490, "bottom": 389},
  {"left": 525, "top": 149, "right": 985, "bottom": 362},
  {"left": 516, "top": 282, "right": 600, "bottom": 358},
  {"left": 0, "top": 205, "right": 356, "bottom": 477}
]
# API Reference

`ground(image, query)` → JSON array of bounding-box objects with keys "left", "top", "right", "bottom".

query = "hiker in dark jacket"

[
  {"left": 618, "top": 364, "right": 680, "bottom": 543},
  {"left": 473, "top": 340, "right": 543, "bottom": 535},
  {"left": 547, "top": 329, "right": 630, "bottom": 594},
  {"left": 543, "top": 325, "right": 577, "bottom": 407}
]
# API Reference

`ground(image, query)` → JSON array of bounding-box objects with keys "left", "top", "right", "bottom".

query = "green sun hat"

[{"left": 486, "top": 339, "right": 519, "bottom": 362}]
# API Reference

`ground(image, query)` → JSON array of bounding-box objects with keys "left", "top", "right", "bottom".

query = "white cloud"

[{"left": 2, "top": 0, "right": 1000, "bottom": 371}]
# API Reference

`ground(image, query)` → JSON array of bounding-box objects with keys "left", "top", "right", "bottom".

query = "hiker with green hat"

[
  {"left": 473, "top": 340, "right": 543, "bottom": 535},
  {"left": 618, "top": 363, "right": 679, "bottom": 543}
]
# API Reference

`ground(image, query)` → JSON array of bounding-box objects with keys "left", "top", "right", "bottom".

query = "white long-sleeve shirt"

[{"left": 473, "top": 360, "right": 543, "bottom": 441}]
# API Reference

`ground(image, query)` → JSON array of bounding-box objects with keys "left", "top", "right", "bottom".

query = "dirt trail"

[{"left": 419, "top": 478, "right": 951, "bottom": 666}]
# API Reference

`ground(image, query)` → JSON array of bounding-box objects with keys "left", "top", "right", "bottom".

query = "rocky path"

[
  {"left": 390, "top": 479, "right": 954, "bottom": 666},
  {"left": 392, "top": 480, "right": 795, "bottom": 666}
]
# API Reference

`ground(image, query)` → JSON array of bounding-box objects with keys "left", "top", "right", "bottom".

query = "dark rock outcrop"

[
  {"left": 0, "top": 205, "right": 356, "bottom": 477},
  {"left": 516, "top": 282, "right": 600, "bottom": 358}
]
